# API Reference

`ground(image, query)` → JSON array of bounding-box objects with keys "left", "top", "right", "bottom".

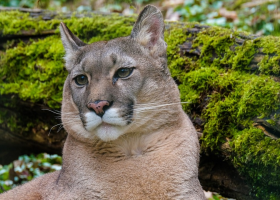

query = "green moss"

[
  {"left": 184, "top": 27, "right": 280, "bottom": 147},
  {"left": 165, "top": 28, "right": 188, "bottom": 78},
  {"left": 0, "top": 11, "right": 134, "bottom": 42},
  {"left": 0, "top": 36, "right": 65, "bottom": 108},
  {"left": 256, "top": 36, "right": 280, "bottom": 75},
  {"left": 232, "top": 127, "right": 280, "bottom": 199},
  {"left": 188, "top": 26, "right": 280, "bottom": 76},
  {"left": 165, "top": 25, "right": 280, "bottom": 199}
]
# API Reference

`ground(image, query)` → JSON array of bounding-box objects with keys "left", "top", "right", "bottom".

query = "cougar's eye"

[
  {"left": 75, "top": 75, "right": 88, "bottom": 86},
  {"left": 115, "top": 68, "right": 134, "bottom": 79}
]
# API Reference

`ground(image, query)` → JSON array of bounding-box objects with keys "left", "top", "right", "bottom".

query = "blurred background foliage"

[
  {"left": 0, "top": 154, "right": 61, "bottom": 193},
  {"left": 1, "top": 0, "right": 280, "bottom": 199},
  {"left": 1, "top": 0, "right": 280, "bottom": 36}
]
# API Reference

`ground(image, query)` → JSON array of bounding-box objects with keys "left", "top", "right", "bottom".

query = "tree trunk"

[{"left": 1, "top": 9, "right": 280, "bottom": 199}]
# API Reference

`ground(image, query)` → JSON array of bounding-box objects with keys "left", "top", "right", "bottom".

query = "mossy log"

[{"left": 1, "top": 10, "right": 280, "bottom": 199}]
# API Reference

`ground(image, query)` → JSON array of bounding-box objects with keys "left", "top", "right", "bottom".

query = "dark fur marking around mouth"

[
  {"left": 80, "top": 112, "right": 87, "bottom": 127},
  {"left": 126, "top": 102, "right": 134, "bottom": 124}
]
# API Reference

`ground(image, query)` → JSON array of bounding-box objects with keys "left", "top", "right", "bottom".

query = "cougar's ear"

[
  {"left": 60, "top": 22, "right": 86, "bottom": 65},
  {"left": 131, "top": 5, "right": 166, "bottom": 55}
]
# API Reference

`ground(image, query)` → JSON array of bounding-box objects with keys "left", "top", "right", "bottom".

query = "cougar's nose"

[{"left": 87, "top": 100, "right": 112, "bottom": 117}]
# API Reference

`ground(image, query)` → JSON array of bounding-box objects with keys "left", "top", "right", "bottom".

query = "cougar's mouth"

[{"left": 84, "top": 108, "right": 130, "bottom": 141}]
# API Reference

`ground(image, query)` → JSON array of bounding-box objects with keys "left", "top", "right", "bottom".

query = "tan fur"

[{"left": 0, "top": 5, "right": 205, "bottom": 200}]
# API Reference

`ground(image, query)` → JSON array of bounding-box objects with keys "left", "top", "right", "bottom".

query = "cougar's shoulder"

[{"left": 0, "top": 171, "right": 60, "bottom": 200}]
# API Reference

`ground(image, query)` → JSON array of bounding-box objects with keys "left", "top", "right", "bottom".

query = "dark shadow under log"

[{"left": 199, "top": 153, "right": 254, "bottom": 200}]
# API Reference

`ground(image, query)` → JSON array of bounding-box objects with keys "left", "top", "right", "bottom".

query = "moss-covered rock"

[{"left": 1, "top": 10, "right": 280, "bottom": 199}]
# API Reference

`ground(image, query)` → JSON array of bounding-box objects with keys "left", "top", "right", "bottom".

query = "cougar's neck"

[{"left": 59, "top": 109, "right": 187, "bottom": 179}]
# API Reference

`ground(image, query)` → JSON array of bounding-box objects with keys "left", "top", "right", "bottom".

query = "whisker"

[
  {"left": 133, "top": 102, "right": 191, "bottom": 111},
  {"left": 134, "top": 108, "right": 175, "bottom": 112},
  {"left": 49, "top": 120, "right": 81, "bottom": 135},
  {"left": 134, "top": 102, "right": 190, "bottom": 106},
  {"left": 44, "top": 109, "right": 84, "bottom": 134},
  {"left": 62, "top": 119, "right": 81, "bottom": 123},
  {"left": 42, "top": 109, "right": 62, "bottom": 115},
  {"left": 133, "top": 102, "right": 160, "bottom": 106},
  {"left": 56, "top": 116, "right": 81, "bottom": 120},
  {"left": 57, "top": 124, "right": 64, "bottom": 133},
  {"left": 42, "top": 109, "right": 83, "bottom": 121},
  {"left": 48, "top": 123, "right": 63, "bottom": 135},
  {"left": 62, "top": 112, "right": 84, "bottom": 115}
]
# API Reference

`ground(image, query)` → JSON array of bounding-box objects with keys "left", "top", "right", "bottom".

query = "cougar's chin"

[
  {"left": 96, "top": 123, "right": 126, "bottom": 141},
  {"left": 84, "top": 108, "right": 128, "bottom": 141}
]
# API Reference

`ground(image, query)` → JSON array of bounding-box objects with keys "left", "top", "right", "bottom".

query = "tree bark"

[{"left": 1, "top": 9, "right": 280, "bottom": 199}]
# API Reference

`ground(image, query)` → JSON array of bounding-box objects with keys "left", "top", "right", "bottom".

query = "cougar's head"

[{"left": 60, "top": 5, "right": 181, "bottom": 143}]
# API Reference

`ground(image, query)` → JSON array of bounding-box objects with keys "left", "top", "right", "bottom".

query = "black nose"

[{"left": 87, "top": 100, "right": 112, "bottom": 117}]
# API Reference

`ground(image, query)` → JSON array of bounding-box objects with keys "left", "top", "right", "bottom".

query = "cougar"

[{"left": 0, "top": 5, "right": 205, "bottom": 200}]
